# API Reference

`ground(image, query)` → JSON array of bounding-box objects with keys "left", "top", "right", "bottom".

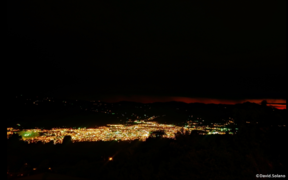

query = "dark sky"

[{"left": 7, "top": 0, "right": 286, "bottom": 101}]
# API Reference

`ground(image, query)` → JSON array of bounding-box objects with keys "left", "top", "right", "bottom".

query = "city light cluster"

[{"left": 7, "top": 120, "right": 236, "bottom": 144}]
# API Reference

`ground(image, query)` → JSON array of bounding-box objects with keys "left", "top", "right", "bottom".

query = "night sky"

[{"left": 7, "top": 0, "right": 286, "bottom": 105}]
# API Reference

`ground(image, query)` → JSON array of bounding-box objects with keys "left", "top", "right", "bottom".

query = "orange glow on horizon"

[
  {"left": 268, "top": 105, "right": 286, "bottom": 110},
  {"left": 102, "top": 96, "right": 286, "bottom": 110}
]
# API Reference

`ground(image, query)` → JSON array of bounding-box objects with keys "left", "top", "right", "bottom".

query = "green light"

[{"left": 18, "top": 131, "right": 39, "bottom": 138}]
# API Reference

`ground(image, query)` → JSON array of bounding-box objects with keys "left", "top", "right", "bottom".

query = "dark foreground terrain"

[{"left": 7, "top": 126, "right": 287, "bottom": 180}]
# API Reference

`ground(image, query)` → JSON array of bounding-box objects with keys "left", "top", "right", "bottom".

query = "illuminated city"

[{"left": 7, "top": 119, "right": 237, "bottom": 144}]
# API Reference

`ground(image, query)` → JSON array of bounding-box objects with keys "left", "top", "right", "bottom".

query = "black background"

[{"left": 6, "top": 0, "right": 286, "bottom": 100}]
